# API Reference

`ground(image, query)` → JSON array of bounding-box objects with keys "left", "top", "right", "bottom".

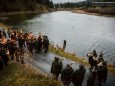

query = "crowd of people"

[
  {"left": 87, "top": 50, "right": 108, "bottom": 86},
  {"left": 0, "top": 28, "right": 49, "bottom": 71},
  {"left": 51, "top": 57, "right": 86, "bottom": 86},
  {"left": 50, "top": 50, "right": 108, "bottom": 86},
  {"left": 0, "top": 28, "right": 108, "bottom": 86}
]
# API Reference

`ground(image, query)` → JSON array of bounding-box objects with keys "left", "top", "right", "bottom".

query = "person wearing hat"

[
  {"left": 72, "top": 63, "right": 86, "bottom": 86},
  {"left": 0, "top": 45, "right": 9, "bottom": 67},
  {"left": 37, "top": 33, "right": 42, "bottom": 52},
  {"left": 87, "top": 53, "right": 95, "bottom": 70},
  {"left": 97, "top": 61, "right": 108, "bottom": 86},
  {"left": 97, "top": 52, "right": 104, "bottom": 65},
  {"left": 92, "top": 49, "right": 97, "bottom": 57},
  {"left": 42, "top": 36, "right": 49, "bottom": 53},
  {"left": 50, "top": 57, "right": 63, "bottom": 79},
  {"left": 2, "top": 29, "right": 6, "bottom": 38},
  {"left": 61, "top": 64, "right": 74, "bottom": 85}
]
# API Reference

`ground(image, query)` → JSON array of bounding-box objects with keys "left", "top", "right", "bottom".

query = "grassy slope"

[{"left": 0, "top": 62, "right": 62, "bottom": 86}]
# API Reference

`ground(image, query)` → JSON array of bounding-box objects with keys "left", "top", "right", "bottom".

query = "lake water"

[{"left": 1, "top": 11, "right": 115, "bottom": 63}]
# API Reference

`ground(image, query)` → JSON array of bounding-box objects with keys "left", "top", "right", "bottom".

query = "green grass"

[
  {"left": 49, "top": 45, "right": 115, "bottom": 74},
  {"left": 0, "top": 62, "right": 62, "bottom": 86},
  {"left": 49, "top": 45, "right": 89, "bottom": 65}
]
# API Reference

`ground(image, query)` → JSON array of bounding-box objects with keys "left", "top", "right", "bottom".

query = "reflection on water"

[
  {"left": 1, "top": 11, "right": 115, "bottom": 63},
  {"left": 0, "top": 13, "right": 39, "bottom": 26}
]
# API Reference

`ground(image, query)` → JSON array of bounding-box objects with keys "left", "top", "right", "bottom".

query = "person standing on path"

[
  {"left": 61, "top": 64, "right": 74, "bottom": 86},
  {"left": 72, "top": 63, "right": 86, "bottom": 86},
  {"left": 50, "top": 57, "right": 63, "bottom": 80}
]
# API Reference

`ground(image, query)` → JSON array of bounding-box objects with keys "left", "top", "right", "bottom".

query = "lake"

[{"left": 1, "top": 11, "right": 115, "bottom": 63}]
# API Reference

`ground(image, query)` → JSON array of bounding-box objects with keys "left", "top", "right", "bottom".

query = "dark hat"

[
  {"left": 66, "top": 64, "right": 71, "bottom": 68},
  {"left": 55, "top": 57, "right": 59, "bottom": 61},
  {"left": 79, "top": 63, "right": 85, "bottom": 69}
]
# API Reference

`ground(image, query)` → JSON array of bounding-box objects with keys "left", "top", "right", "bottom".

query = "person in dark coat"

[
  {"left": 61, "top": 64, "right": 74, "bottom": 85},
  {"left": 2, "top": 29, "right": 7, "bottom": 38},
  {"left": 87, "top": 53, "right": 95, "bottom": 70},
  {"left": 51, "top": 57, "right": 63, "bottom": 79},
  {"left": 37, "top": 33, "right": 42, "bottom": 52},
  {"left": 87, "top": 67, "right": 97, "bottom": 86},
  {"left": 97, "top": 61, "right": 108, "bottom": 86},
  {"left": 27, "top": 39, "right": 34, "bottom": 54},
  {"left": 72, "top": 63, "right": 86, "bottom": 86},
  {"left": 7, "top": 29, "right": 11, "bottom": 38},
  {"left": 33, "top": 38, "right": 39, "bottom": 53},
  {"left": 99, "top": 52, "right": 103, "bottom": 58},
  {"left": 98, "top": 52, "right": 104, "bottom": 64},
  {"left": 101, "top": 61, "right": 108, "bottom": 83},
  {"left": 0, "top": 46, "right": 9, "bottom": 67},
  {"left": 42, "top": 36, "right": 49, "bottom": 53},
  {"left": 18, "top": 35, "right": 24, "bottom": 49},
  {"left": 8, "top": 40, "right": 16, "bottom": 60}
]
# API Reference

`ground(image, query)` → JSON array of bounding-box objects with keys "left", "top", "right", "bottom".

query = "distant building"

[{"left": 92, "top": 2, "right": 115, "bottom": 7}]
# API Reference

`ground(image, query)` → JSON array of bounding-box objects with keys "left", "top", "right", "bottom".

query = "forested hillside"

[{"left": 0, "top": 0, "right": 53, "bottom": 12}]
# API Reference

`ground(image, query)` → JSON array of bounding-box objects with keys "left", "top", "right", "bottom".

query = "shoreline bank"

[
  {"left": 72, "top": 9, "right": 100, "bottom": 16},
  {"left": 71, "top": 9, "right": 115, "bottom": 17}
]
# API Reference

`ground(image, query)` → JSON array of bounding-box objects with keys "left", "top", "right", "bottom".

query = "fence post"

[{"left": 63, "top": 40, "right": 66, "bottom": 51}]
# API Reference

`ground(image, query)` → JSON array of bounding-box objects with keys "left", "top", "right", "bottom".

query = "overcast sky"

[{"left": 52, "top": 0, "right": 85, "bottom": 3}]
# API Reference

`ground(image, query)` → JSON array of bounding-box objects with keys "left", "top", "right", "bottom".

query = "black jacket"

[{"left": 72, "top": 67, "right": 86, "bottom": 86}]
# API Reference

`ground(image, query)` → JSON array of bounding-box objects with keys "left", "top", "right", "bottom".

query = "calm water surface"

[{"left": 1, "top": 11, "right": 115, "bottom": 63}]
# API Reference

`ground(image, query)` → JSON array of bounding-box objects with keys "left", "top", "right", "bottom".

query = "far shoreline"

[
  {"left": 71, "top": 9, "right": 115, "bottom": 17},
  {"left": 0, "top": 9, "right": 114, "bottom": 18},
  {"left": 72, "top": 9, "right": 100, "bottom": 16}
]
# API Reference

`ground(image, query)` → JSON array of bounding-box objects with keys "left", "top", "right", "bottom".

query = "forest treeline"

[
  {"left": 55, "top": 0, "right": 115, "bottom": 8},
  {"left": 0, "top": 0, "right": 53, "bottom": 13}
]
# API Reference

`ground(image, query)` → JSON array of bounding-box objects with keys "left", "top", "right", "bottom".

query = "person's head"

[
  {"left": 66, "top": 64, "right": 71, "bottom": 69},
  {"left": 93, "top": 49, "right": 96, "bottom": 53},
  {"left": 45, "top": 36, "right": 48, "bottom": 38},
  {"left": 99, "top": 52, "right": 103, "bottom": 57},
  {"left": 79, "top": 63, "right": 85, "bottom": 70},
  {"left": 54, "top": 57, "right": 60, "bottom": 62}
]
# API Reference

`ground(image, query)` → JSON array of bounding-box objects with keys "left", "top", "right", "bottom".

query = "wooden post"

[{"left": 63, "top": 40, "right": 66, "bottom": 51}]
